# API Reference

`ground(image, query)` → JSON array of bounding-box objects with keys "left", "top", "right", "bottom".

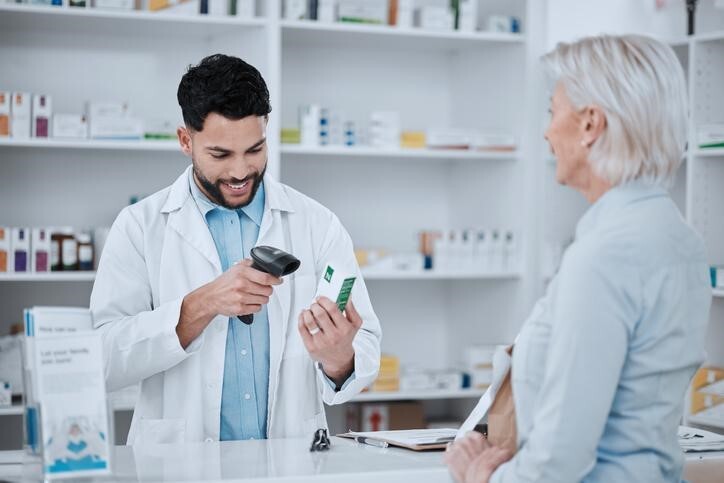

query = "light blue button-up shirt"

[
  {"left": 491, "top": 181, "right": 711, "bottom": 482},
  {"left": 189, "top": 173, "right": 269, "bottom": 441}
]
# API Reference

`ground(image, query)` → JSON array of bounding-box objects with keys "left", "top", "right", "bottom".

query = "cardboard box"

[
  {"left": 10, "top": 228, "right": 30, "bottom": 273},
  {"left": 10, "top": 92, "right": 31, "bottom": 139},
  {"left": 355, "top": 402, "right": 426, "bottom": 432},
  {"left": 31, "top": 228, "right": 51, "bottom": 273},
  {"left": 235, "top": 0, "right": 254, "bottom": 17},
  {"left": 32, "top": 94, "right": 52, "bottom": 138},
  {"left": 53, "top": 114, "right": 88, "bottom": 139},
  {"left": 338, "top": 0, "right": 387, "bottom": 24},
  {"left": 283, "top": 0, "right": 306, "bottom": 19},
  {"left": 0, "top": 381, "right": 10, "bottom": 407},
  {"left": 0, "top": 227, "right": 9, "bottom": 272},
  {"left": 0, "top": 92, "right": 10, "bottom": 137},
  {"left": 691, "top": 366, "right": 724, "bottom": 414},
  {"left": 93, "top": 0, "right": 135, "bottom": 9},
  {"left": 416, "top": 6, "right": 454, "bottom": 31}
]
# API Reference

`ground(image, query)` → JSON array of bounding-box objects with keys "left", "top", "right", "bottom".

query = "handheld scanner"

[{"left": 238, "top": 246, "right": 301, "bottom": 325}]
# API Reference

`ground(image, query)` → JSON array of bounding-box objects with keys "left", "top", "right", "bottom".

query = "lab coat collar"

[
  {"left": 161, "top": 165, "right": 295, "bottom": 215},
  {"left": 575, "top": 178, "right": 668, "bottom": 240}
]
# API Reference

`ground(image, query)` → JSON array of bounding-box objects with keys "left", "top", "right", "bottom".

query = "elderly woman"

[{"left": 445, "top": 35, "right": 712, "bottom": 483}]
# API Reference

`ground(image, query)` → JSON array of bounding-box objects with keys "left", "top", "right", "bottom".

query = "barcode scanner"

[{"left": 238, "top": 246, "right": 301, "bottom": 325}]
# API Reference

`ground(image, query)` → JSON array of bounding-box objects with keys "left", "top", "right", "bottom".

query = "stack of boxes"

[
  {"left": 0, "top": 228, "right": 51, "bottom": 274},
  {"left": 372, "top": 354, "right": 400, "bottom": 392},
  {"left": 690, "top": 366, "right": 724, "bottom": 425}
]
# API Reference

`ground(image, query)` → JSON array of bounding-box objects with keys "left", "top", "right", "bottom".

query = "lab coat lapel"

[{"left": 163, "top": 167, "right": 222, "bottom": 274}]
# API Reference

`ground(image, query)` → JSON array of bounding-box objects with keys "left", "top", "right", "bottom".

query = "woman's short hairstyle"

[{"left": 542, "top": 34, "right": 688, "bottom": 187}]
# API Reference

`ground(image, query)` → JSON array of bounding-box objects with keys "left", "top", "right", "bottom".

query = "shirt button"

[
  {"left": 207, "top": 383, "right": 214, "bottom": 389},
  {"left": 244, "top": 393, "right": 251, "bottom": 400},
  {"left": 205, "top": 438, "right": 213, "bottom": 443},
  {"left": 241, "top": 349, "right": 248, "bottom": 356}
]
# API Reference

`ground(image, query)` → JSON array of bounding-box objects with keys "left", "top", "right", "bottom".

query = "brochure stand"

[{"left": 22, "top": 307, "right": 113, "bottom": 480}]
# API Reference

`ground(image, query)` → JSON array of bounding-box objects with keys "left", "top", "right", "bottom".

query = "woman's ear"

[
  {"left": 177, "top": 126, "right": 193, "bottom": 156},
  {"left": 580, "top": 105, "right": 607, "bottom": 148}
]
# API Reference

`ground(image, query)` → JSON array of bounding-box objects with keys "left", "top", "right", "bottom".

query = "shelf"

[
  {"left": 281, "top": 145, "right": 517, "bottom": 162},
  {"left": 0, "top": 270, "right": 519, "bottom": 282},
  {"left": 0, "top": 137, "right": 181, "bottom": 152},
  {"left": 713, "top": 289, "right": 724, "bottom": 298},
  {"left": 0, "top": 405, "right": 23, "bottom": 417},
  {"left": 351, "top": 388, "right": 486, "bottom": 403},
  {"left": 688, "top": 414, "right": 724, "bottom": 430},
  {"left": 668, "top": 37, "right": 691, "bottom": 48},
  {"left": 361, "top": 269, "right": 521, "bottom": 281},
  {"left": 0, "top": 272, "right": 96, "bottom": 282},
  {"left": 693, "top": 30, "right": 724, "bottom": 43},
  {"left": 696, "top": 148, "right": 724, "bottom": 157},
  {"left": 281, "top": 20, "right": 525, "bottom": 51},
  {"left": 0, "top": 4, "right": 267, "bottom": 38}
]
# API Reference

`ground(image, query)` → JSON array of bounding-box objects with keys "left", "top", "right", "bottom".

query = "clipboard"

[{"left": 337, "top": 429, "right": 456, "bottom": 451}]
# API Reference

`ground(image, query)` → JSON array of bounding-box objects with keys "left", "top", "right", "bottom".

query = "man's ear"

[{"left": 177, "top": 126, "right": 193, "bottom": 156}]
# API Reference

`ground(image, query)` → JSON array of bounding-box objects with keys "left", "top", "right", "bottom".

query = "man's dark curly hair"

[{"left": 177, "top": 54, "right": 271, "bottom": 132}]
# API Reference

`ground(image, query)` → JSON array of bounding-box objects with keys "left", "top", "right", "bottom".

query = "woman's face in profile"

[{"left": 545, "top": 82, "right": 591, "bottom": 189}]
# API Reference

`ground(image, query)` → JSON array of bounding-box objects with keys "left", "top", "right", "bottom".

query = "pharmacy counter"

[
  {"left": 1, "top": 438, "right": 723, "bottom": 483},
  {"left": 0, "top": 437, "right": 452, "bottom": 483}
]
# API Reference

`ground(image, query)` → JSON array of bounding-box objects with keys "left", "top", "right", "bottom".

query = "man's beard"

[{"left": 193, "top": 162, "right": 266, "bottom": 210}]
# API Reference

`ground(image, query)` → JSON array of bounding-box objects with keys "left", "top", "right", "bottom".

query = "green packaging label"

[
  {"left": 336, "top": 277, "right": 356, "bottom": 312},
  {"left": 324, "top": 265, "right": 334, "bottom": 283}
]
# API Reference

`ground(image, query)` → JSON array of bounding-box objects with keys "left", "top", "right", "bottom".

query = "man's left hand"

[{"left": 298, "top": 297, "right": 363, "bottom": 386}]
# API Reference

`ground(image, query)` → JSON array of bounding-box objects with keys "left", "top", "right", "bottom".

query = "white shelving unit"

[
  {"left": 0, "top": 0, "right": 544, "bottom": 443},
  {"left": 0, "top": 3, "right": 266, "bottom": 37},
  {"left": 280, "top": 144, "right": 517, "bottom": 162},
  {"left": 351, "top": 388, "right": 487, "bottom": 403},
  {"left": 0, "top": 405, "right": 23, "bottom": 417},
  {"left": 0, "top": 138, "right": 180, "bottom": 152},
  {"left": 0, "top": 272, "right": 96, "bottom": 282},
  {"left": 688, "top": 413, "right": 724, "bottom": 430}
]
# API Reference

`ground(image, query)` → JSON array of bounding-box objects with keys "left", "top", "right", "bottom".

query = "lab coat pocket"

[{"left": 137, "top": 418, "right": 186, "bottom": 445}]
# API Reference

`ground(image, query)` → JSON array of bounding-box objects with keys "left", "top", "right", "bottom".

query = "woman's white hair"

[{"left": 542, "top": 34, "right": 688, "bottom": 187}]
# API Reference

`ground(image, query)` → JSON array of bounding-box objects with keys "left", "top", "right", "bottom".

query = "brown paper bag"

[{"left": 486, "top": 347, "right": 517, "bottom": 454}]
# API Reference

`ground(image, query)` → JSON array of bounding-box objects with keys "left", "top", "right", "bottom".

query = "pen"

[{"left": 354, "top": 436, "right": 389, "bottom": 448}]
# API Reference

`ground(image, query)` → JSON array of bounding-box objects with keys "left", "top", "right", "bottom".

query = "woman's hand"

[
  {"left": 464, "top": 446, "right": 513, "bottom": 483},
  {"left": 444, "top": 432, "right": 513, "bottom": 483}
]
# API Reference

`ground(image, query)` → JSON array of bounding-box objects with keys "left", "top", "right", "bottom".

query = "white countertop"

[
  {"left": 0, "top": 437, "right": 452, "bottom": 483},
  {"left": 1, "top": 438, "right": 722, "bottom": 483}
]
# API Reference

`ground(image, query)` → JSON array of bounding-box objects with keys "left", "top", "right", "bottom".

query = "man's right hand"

[{"left": 177, "top": 259, "right": 282, "bottom": 349}]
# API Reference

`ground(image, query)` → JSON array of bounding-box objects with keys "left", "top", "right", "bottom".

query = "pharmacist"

[{"left": 89, "top": 54, "right": 381, "bottom": 445}]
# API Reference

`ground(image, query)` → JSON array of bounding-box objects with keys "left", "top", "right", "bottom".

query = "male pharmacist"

[{"left": 90, "top": 54, "right": 381, "bottom": 445}]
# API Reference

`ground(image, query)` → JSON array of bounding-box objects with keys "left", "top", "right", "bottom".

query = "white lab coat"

[{"left": 90, "top": 166, "right": 381, "bottom": 445}]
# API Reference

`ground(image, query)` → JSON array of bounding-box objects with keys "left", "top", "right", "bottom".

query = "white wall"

[{"left": 546, "top": 0, "right": 684, "bottom": 48}]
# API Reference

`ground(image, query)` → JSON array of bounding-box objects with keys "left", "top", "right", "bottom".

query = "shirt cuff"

[{"left": 321, "top": 365, "right": 356, "bottom": 392}]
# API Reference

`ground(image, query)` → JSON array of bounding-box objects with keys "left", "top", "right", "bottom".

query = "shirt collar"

[
  {"left": 575, "top": 179, "right": 668, "bottom": 239},
  {"left": 188, "top": 169, "right": 265, "bottom": 227}
]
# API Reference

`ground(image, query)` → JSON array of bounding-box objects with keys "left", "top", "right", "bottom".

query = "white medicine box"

[
  {"left": 10, "top": 92, "right": 31, "bottom": 139},
  {"left": 53, "top": 114, "right": 88, "bottom": 139}
]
